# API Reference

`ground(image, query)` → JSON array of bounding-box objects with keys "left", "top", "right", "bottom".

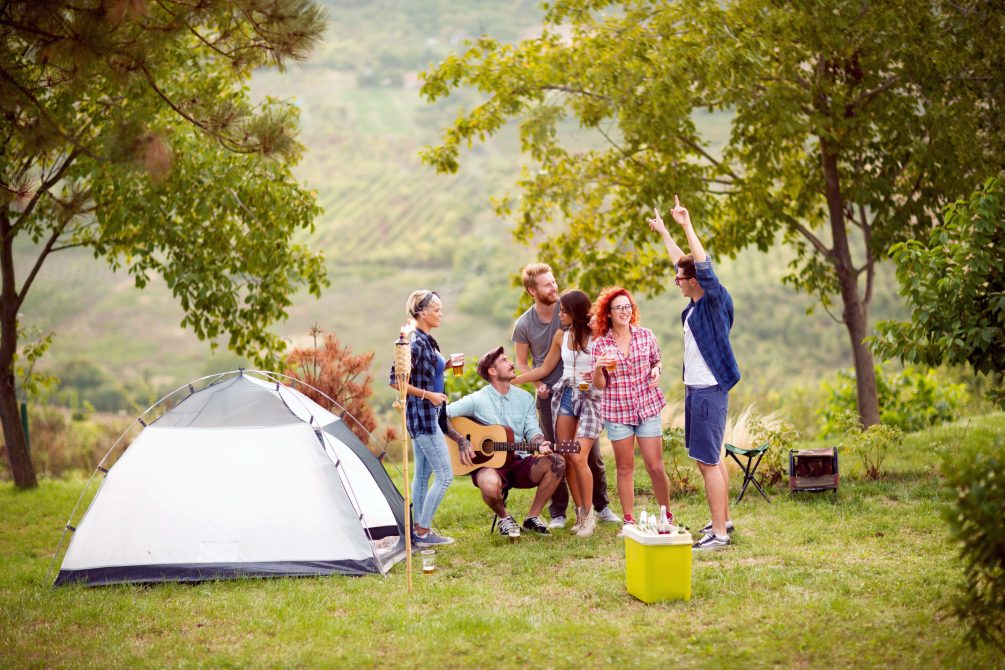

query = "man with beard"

[
  {"left": 447, "top": 346, "right": 565, "bottom": 537},
  {"left": 512, "top": 263, "right": 618, "bottom": 529}
]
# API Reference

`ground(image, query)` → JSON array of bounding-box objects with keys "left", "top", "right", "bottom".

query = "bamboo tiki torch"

[{"left": 393, "top": 326, "right": 413, "bottom": 593}]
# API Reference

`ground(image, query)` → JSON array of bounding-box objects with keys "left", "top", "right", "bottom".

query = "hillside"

[{"left": 13, "top": 0, "right": 907, "bottom": 424}]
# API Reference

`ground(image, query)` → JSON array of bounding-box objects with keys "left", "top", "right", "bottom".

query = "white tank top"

[{"left": 561, "top": 330, "right": 593, "bottom": 384}]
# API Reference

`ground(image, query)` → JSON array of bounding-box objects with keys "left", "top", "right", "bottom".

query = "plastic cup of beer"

[
  {"left": 606, "top": 358, "right": 617, "bottom": 373},
  {"left": 508, "top": 529, "right": 520, "bottom": 543},
  {"left": 421, "top": 549, "right": 436, "bottom": 574},
  {"left": 450, "top": 353, "right": 464, "bottom": 376}
]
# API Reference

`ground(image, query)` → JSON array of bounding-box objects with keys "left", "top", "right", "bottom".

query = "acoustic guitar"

[{"left": 445, "top": 416, "right": 581, "bottom": 476}]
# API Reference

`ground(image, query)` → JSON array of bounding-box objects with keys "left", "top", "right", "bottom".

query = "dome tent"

[{"left": 51, "top": 370, "right": 406, "bottom": 586}]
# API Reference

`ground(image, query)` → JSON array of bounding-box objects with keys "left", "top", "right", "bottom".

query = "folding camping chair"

[{"left": 724, "top": 442, "right": 771, "bottom": 504}]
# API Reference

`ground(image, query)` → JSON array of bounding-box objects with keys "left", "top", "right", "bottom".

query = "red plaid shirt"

[{"left": 591, "top": 326, "right": 665, "bottom": 425}]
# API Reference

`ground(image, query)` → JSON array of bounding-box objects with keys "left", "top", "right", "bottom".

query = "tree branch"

[
  {"left": 861, "top": 202, "right": 875, "bottom": 309},
  {"left": 15, "top": 218, "right": 70, "bottom": 313},
  {"left": 139, "top": 64, "right": 254, "bottom": 154},
  {"left": 846, "top": 75, "right": 902, "bottom": 115},
  {"left": 540, "top": 84, "right": 610, "bottom": 101},
  {"left": 12, "top": 149, "right": 81, "bottom": 232},
  {"left": 792, "top": 221, "right": 833, "bottom": 259}
]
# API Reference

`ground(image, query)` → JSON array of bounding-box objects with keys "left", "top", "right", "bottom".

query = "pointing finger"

[{"left": 674, "top": 194, "right": 680, "bottom": 209}]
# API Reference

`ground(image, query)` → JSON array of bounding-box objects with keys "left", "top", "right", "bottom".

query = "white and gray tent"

[{"left": 51, "top": 371, "right": 406, "bottom": 586}]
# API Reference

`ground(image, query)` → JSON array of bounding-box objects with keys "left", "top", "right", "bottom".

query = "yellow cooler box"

[{"left": 622, "top": 525, "right": 693, "bottom": 603}]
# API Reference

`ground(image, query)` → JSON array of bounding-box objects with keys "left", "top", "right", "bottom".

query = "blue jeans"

[{"left": 411, "top": 426, "right": 454, "bottom": 528}]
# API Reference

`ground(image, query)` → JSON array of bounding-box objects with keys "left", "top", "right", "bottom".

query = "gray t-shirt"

[{"left": 512, "top": 304, "right": 564, "bottom": 387}]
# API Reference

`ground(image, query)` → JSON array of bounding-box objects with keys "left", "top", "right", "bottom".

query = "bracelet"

[{"left": 421, "top": 389, "right": 427, "bottom": 400}]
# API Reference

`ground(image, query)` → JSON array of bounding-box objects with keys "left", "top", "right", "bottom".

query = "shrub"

[
  {"left": 0, "top": 406, "right": 132, "bottom": 479},
  {"left": 285, "top": 326, "right": 387, "bottom": 445},
  {"left": 820, "top": 365, "right": 968, "bottom": 437},
  {"left": 831, "top": 411, "right": 903, "bottom": 480},
  {"left": 941, "top": 428, "right": 1005, "bottom": 652},
  {"left": 661, "top": 426, "right": 697, "bottom": 496},
  {"left": 723, "top": 405, "right": 799, "bottom": 487}
]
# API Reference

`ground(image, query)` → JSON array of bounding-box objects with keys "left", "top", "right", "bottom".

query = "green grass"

[{"left": 3, "top": 416, "right": 1004, "bottom": 668}]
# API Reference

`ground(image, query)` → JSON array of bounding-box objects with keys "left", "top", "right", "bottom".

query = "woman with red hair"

[{"left": 591, "top": 287, "right": 671, "bottom": 532}]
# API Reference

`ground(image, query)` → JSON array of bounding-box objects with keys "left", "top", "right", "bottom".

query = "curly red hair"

[{"left": 592, "top": 286, "right": 639, "bottom": 336}]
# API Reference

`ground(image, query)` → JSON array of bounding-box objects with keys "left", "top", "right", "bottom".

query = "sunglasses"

[{"left": 674, "top": 276, "right": 694, "bottom": 285}]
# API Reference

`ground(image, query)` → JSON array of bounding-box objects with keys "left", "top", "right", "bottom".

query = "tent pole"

[{"left": 394, "top": 327, "right": 413, "bottom": 593}]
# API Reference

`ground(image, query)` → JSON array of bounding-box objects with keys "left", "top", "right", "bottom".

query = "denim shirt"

[{"left": 678, "top": 259, "right": 741, "bottom": 391}]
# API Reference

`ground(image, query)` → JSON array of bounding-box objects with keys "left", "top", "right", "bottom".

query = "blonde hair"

[
  {"left": 521, "top": 263, "right": 553, "bottom": 293},
  {"left": 405, "top": 289, "right": 440, "bottom": 320}
]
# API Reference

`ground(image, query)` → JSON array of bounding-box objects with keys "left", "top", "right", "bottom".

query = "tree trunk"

[
  {"left": 1, "top": 210, "right": 38, "bottom": 488},
  {"left": 821, "top": 142, "right": 881, "bottom": 428}
]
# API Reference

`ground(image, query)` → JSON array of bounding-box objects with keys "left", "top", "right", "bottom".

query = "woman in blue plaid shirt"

[{"left": 388, "top": 290, "right": 457, "bottom": 547}]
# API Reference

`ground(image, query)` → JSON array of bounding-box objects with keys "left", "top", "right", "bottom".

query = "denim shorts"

[
  {"left": 685, "top": 384, "right": 729, "bottom": 465},
  {"left": 558, "top": 387, "right": 576, "bottom": 416},
  {"left": 605, "top": 414, "right": 663, "bottom": 441}
]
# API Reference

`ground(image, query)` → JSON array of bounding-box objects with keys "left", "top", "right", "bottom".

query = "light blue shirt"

[{"left": 446, "top": 384, "right": 543, "bottom": 448}]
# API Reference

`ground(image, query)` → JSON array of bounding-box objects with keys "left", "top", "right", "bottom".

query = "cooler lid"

[{"left": 621, "top": 525, "right": 693, "bottom": 545}]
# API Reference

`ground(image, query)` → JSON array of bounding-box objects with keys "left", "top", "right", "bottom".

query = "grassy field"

[{"left": 2, "top": 416, "right": 1003, "bottom": 669}]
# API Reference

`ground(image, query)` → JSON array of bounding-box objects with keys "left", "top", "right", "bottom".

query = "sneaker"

[
  {"left": 414, "top": 531, "right": 455, "bottom": 547},
  {"left": 596, "top": 507, "right": 621, "bottom": 524},
  {"left": 498, "top": 516, "right": 521, "bottom": 537},
  {"left": 522, "top": 516, "right": 551, "bottom": 535},
  {"left": 692, "top": 532, "right": 731, "bottom": 551},
  {"left": 616, "top": 519, "right": 636, "bottom": 538},
  {"left": 699, "top": 520, "right": 735, "bottom": 535},
  {"left": 548, "top": 515, "right": 567, "bottom": 530}
]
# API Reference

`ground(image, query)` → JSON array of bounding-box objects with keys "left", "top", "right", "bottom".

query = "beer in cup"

[{"left": 450, "top": 353, "right": 464, "bottom": 376}]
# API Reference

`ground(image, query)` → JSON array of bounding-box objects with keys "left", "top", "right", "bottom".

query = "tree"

[
  {"left": 873, "top": 177, "right": 1005, "bottom": 408},
  {"left": 284, "top": 326, "right": 389, "bottom": 446},
  {"left": 419, "top": 0, "right": 1005, "bottom": 428},
  {"left": 1, "top": 0, "right": 329, "bottom": 488}
]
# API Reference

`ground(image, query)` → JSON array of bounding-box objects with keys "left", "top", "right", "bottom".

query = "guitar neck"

[{"left": 490, "top": 442, "right": 538, "bottom": 452}]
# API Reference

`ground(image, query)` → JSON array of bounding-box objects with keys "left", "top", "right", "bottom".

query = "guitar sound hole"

[{"left": 469, "top": 440, "right": 492, "bottom": 464}]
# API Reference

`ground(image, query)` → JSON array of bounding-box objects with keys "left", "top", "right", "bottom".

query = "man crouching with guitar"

[{"left": 446, "top": 346, "right": 567, "bottom": 537}]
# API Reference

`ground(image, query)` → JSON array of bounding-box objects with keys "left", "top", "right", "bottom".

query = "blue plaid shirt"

[
  {"left": 678, "top": 259, "right": 741, "bottom": 391},
  {"left": 389, "top": 328, "right": 447, "bottom": 436}
]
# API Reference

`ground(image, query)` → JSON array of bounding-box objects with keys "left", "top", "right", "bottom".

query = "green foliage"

[
  {"left": 940, "top": 427, "right": 1005, "bottom": 652},
  {"left": 874, "top": 177, "right": 1005, "bottom": 409},
  {"left": 443, "top": 363, "right": 488, "bottom": 403},
  {"left": 13, "top": 323, "right": 57, "bottom": 403},
  {"left": 661, "top": 426, "right": 697, "bottom": 496},
  {"left": 821, "top": 366, "right": 968, "bottom": 436},
  {"left": 50, "top": 360, "right": 150, "bottom": 414},
  {"left": 420, "top": 0, "right": 1005, "bottom": 428},
  {"left": 830, "top": 411, "right": 903, "bottom": 480},
  {"left": 0, "top": 0, "right": 329, "bottom": 485},
  {"left": 746, "top": 413, "right": 800, "bottom": 488}
]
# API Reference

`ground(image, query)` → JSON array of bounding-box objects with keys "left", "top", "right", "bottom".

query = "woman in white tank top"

[{"left": 514, "top": 290, "right": 602, "bottom": 537}]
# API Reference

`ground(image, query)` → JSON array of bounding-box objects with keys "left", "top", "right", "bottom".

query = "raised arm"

[
  {"left": 513, "top": 329, "right": 563, "bottom": 385},
  {"left": 670, "top": 194, "right": 707, "bottom": 263},
  {"left": 647, "top": 205, "right": 686, "bottom": 266}
]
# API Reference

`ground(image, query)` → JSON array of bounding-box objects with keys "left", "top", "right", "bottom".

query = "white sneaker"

[
  {"left": 548, "top": 515, "right": 566, "bottom": 530},
  {"left": 596, "top": 507, "right": 621, "bottom": 524}
]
